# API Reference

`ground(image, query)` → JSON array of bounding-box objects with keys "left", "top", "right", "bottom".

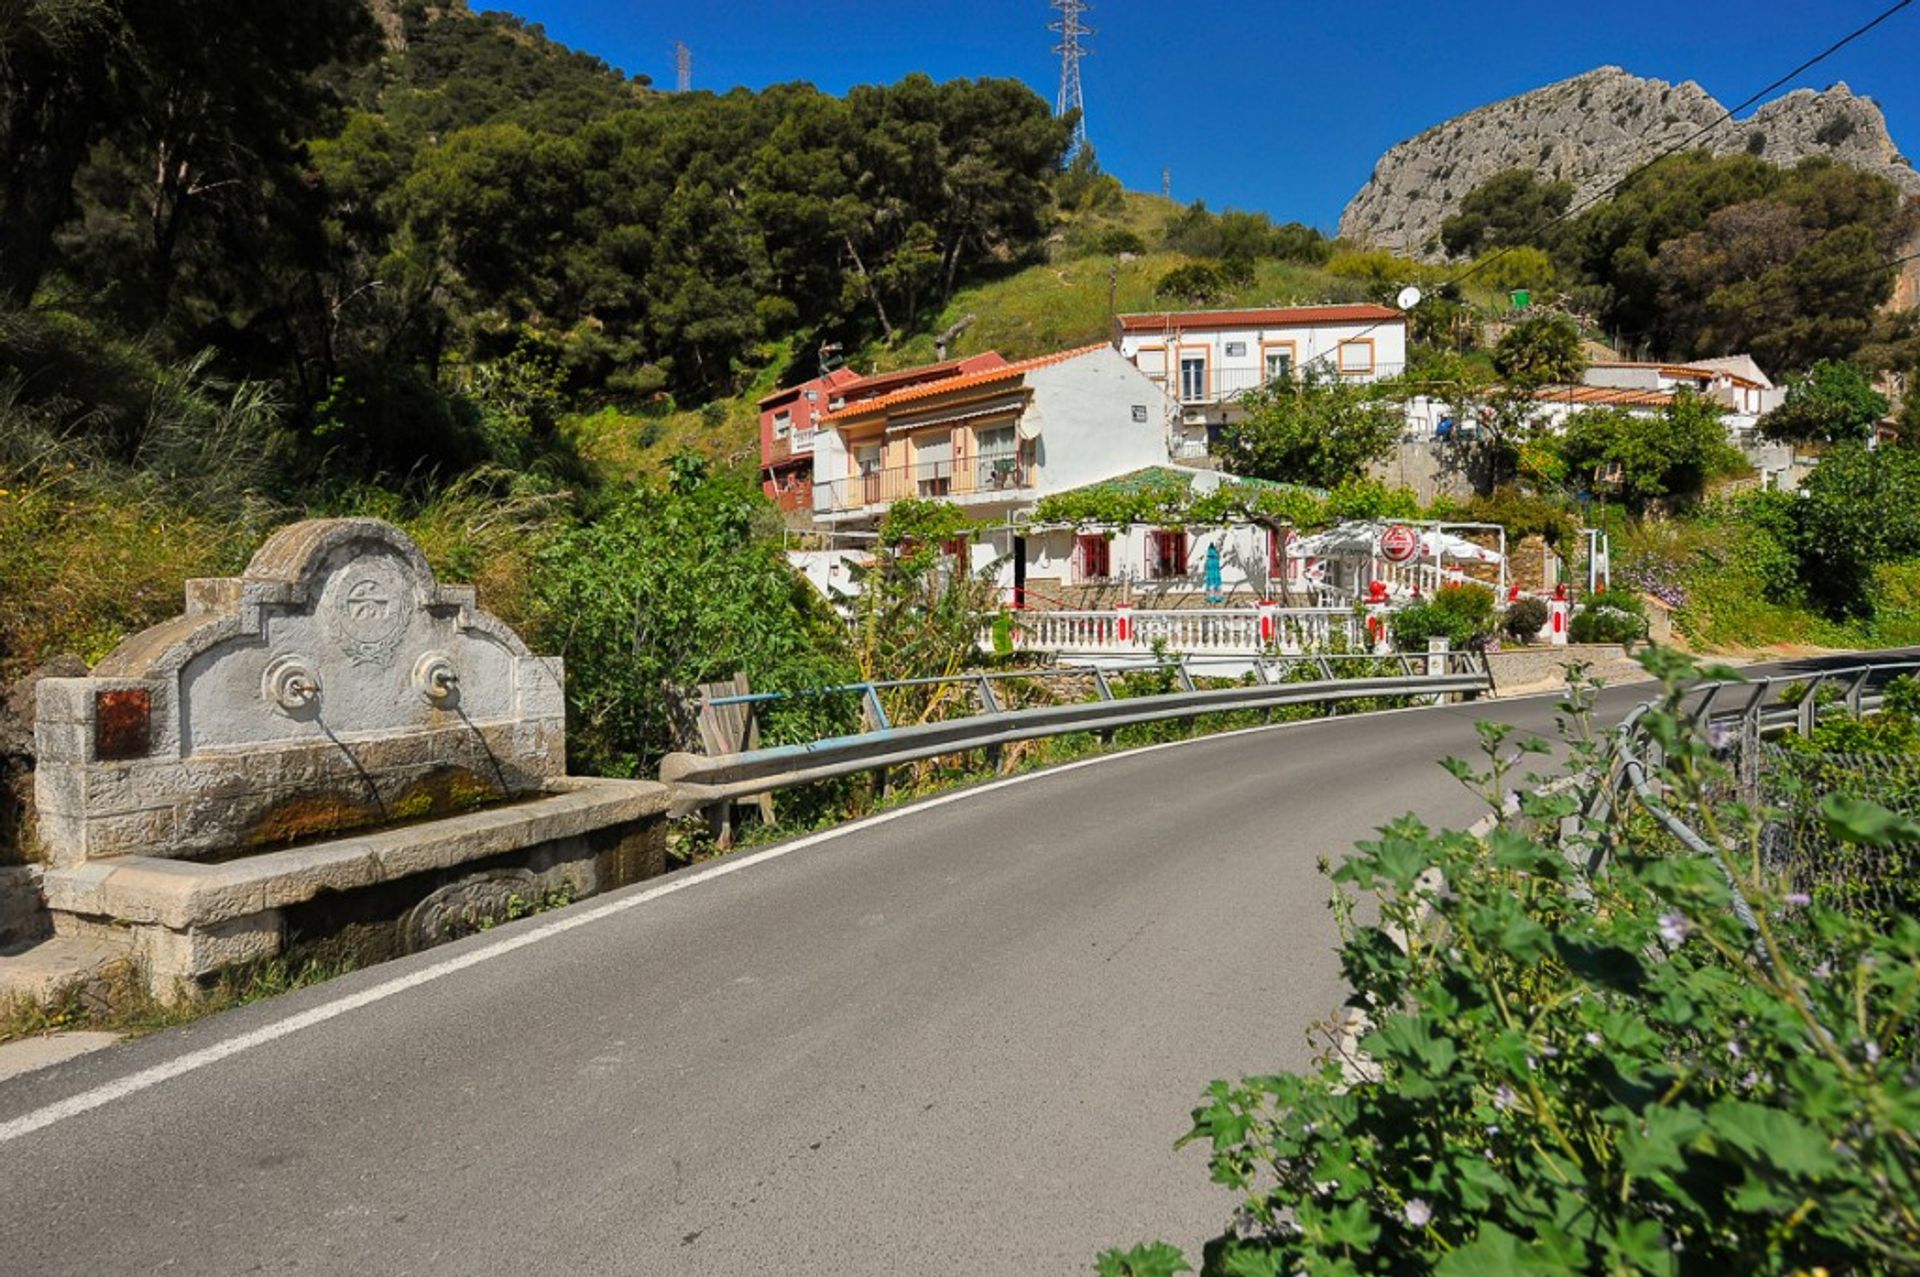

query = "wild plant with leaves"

[{"left": 1100, "top": 649, "right": 1920, "bottom": 1276}]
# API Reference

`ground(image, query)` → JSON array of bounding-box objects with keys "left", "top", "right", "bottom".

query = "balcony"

[
  {"left": 815, "top": 456, "right": 1033, "bottom": 514},
  {"left": 1152, "top": 361, "right": 1409, "bottom": 407}
]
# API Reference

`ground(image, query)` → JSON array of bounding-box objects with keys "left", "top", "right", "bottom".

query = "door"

[{"left": 1012, "top": 535, "right": 1027, "bottom": 609}]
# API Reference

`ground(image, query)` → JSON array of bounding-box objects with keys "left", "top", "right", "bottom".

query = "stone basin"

[{"left": 40, "top": 777, "right": 669, "bottom": 992}]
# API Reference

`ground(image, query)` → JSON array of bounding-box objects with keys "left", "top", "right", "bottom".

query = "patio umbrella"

[{"left": 1418, "top": 530, "right": 1503, "bottom": 563}]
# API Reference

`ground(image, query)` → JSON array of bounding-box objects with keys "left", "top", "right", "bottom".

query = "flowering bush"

[{"left": 1100, "top": 651, "right": 1920, "bottom": 1275}]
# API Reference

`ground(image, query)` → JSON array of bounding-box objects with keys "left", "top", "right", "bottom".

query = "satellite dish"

[{"left": 1396, "top": 285, "right": 1423, "bottom": 311}]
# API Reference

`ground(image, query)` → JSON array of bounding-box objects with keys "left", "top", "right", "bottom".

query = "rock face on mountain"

[{"left": 1340, "top": 67, "right": 1920, "bottom": 256}]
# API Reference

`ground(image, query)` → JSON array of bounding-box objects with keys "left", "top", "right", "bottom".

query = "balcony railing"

[
  {"left": 1153, "top": 361, "right": 1409, "bottom": 406},
  {"left": 815, "top": 456, "right": 1033, "bottom": 513}
]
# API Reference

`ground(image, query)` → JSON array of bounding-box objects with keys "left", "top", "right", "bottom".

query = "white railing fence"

[{"left": 1002, "top": 607, "right": 1361, "bottom": 657}]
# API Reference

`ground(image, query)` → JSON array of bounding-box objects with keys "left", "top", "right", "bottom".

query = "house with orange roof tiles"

[{"left": 808, "top": 343, "right": 1176, "bottom": 533}]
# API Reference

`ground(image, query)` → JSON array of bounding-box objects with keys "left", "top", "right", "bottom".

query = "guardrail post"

[
  {"left": 862, "top": 683, "right": 891, "bottom": 732},
  {"left": 1797, "top": 673, "right": 1824, "bottom": 736},
  {"left": 1176, "top": 657, "right": 1196, "bottom": 693},
  {"left": 1846, "top": 668, "right": 1871, "bottom": 718},
  {"left": 975, "top": 674, "right": 1000, "bottom": 714}
]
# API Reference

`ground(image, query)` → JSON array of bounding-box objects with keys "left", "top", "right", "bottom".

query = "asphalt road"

[{"left": 0, "top": 655, "right": 1887, "bottom": 1275}]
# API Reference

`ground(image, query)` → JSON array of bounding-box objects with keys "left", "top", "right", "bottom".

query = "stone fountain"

[{"left": 28, "top": 518, "right": 667, "bottom": 995}]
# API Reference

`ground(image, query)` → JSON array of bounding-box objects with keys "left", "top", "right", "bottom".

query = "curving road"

[{"left": 0, "top": 656, "right": 1875, "bottom": 1274}]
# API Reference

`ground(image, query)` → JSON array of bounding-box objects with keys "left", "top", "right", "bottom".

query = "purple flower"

[
  {"left": 1728, "top": 1040, "right": 1743, "bottom": 1059},
  {"left": 1658, "top": 912, "right": 1689, "bottom": 946},
  {"left": 1584, "top": 1031, "right": 1604, "bottom": 1047},
  {"left": 1784, "top": 892, "right": 1811, "bottom": 908},
  {"left": 1404, "top": 1198, "right": 1433, "bottom": 1229},
  {"left": 1865, "top": 1041, "right": 1882, "bottom": 1064},
  {"left": 1493, "top": 1084, "right": 1517, "bottom": 1112},
  {"left": 1813, "top": 961, "right": 1834, "bottom": 980}
]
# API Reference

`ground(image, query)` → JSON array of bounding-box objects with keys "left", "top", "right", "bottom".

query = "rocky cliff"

[{"left": 1339, "top": 67, "right": 1920, "bottom": 256}]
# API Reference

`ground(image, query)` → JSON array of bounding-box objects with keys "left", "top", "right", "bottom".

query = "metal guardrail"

[
  {"left": 1602, "top": 658, "right": 1920, "bottom": 950},
  {"left": 661, "top": 652, "right": 1490, "bottom": 814}
]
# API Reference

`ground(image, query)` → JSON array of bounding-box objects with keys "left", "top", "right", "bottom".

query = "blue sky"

[{"left": 496, "top": 0, "right": 1920, "bottom": 232}]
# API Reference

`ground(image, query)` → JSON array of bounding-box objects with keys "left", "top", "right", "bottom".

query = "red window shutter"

[{"left": 1075, "top": 534, "right": 1110, "bottom": 580}]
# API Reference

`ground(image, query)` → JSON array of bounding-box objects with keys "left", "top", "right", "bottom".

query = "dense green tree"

[
  {"left": 1162, "top": 199, "right": 1330, "bottom": 264},
  {"left": 1437, "top": 167, "right": 1572, "bottom": 259},
  {"left": 1793, "top": 443, "right": 1920, "bottom": 616},
  {"left": 1492, "top": 313, "right": 1586, "bottom": 386},
  {"left": 1555, "top": 393, "right": 1743, "bottom": 507},
  {"left": 1215, "top": 369, "right": 1404, "bottom": 488},
  {"left": 1763, "top": 360, "right": 1891, "bottom": 445},
  {"left": 1442, "top": 153, "right": 1915, "bottom": 373},
  {"left": 1053, "top": 143, "right": 1123, "bottom": 212}
]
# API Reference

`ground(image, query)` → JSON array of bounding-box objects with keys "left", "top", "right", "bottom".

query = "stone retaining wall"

[{"left": 1486, "top": 643, "right": 1646, "bottom": 693}]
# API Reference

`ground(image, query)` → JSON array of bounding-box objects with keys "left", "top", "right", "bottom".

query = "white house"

[
  {"left": 978, "top": 466, "right": 1309, "bottom": 607},
  {"left": 1583, "top": 357, "right": 1784, "bottom": 438},
  {"left": 809, "top": 343, "right": 1177, "bottom": 530},
  {"left": 1111, "top": 303, "right": 1410, "bottom": 460}
]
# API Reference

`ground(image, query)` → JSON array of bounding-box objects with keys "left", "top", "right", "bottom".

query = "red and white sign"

[{"left": 1379, "top": 523, "right": 1419, "bottom": 564}]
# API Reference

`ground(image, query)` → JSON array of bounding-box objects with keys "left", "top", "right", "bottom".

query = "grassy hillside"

[{"left": 860, "top": 192, "right": 1367, "bottom": 370}]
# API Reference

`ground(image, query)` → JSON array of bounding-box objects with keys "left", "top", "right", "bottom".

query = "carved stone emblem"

[{"left": 326, "top": 561, "right": 408, "bottom": 667}]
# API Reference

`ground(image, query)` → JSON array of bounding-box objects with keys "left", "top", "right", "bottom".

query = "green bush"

[
  {"left": 1568, "top": 587, "right": 1647, "bottom": 644},
  {"left": 1502, "top": 595, "right": 1549, "bottom": 644},
  {"left": 1153, "top": 262, "right": 1228, "bottom": 304},
  {"left": 531, "top": 464, "right": 855, "bottom": 777},
  {"left": 1103, "top": 651, "right": 1920, "bottom": 1274},
  {"left": 1390, "top": 584, "right": 1497, "bottom": 652}
]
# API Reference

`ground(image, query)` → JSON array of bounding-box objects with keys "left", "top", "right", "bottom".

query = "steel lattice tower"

[
  {"left": 1049, "top": 0, "right": 1091, "bottom": 155},
  {"left": 674, "top": 41, "right": 691, "bottom": 93}
]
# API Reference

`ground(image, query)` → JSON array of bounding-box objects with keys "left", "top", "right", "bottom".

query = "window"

[
  {"left": 772, "top": 409, "right": 791, "bottom": 439},
  {"left": 1337, "top": 339, "right": 1374, "bottom": 375},
  {"left": 915, "top": 433, "right": 952, "bottom": 497},
  {"left": 942, "top": 536, "right": 971, "bottom": 567},
  {"left": 804, "top": 389, "right": 819, "bottom": 402},
  {"left": 1265, "top": 350, "right": 1293, "bottom": 382},
  {"left": 1148, "top": 529, "right": 1188, "bottom": 580},
  {"left": 1179, "top": 355, "right": 1208, "bottom": 404},
  {"left": 1075, "top": 534, "right": 1111, "bottom": 581},
  {"left": 856, "top": 443, "right": 883, "bottom": 503},
  {"left": 977, "top": 424, "right": 1019, "bottom": 489}
]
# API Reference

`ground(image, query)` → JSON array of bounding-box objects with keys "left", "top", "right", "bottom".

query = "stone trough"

[{"left": 29, "top": 518, "right": 668, "bottom": 996}]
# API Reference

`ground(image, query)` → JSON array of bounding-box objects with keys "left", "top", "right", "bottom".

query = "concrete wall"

[{"left": 1024, "top": 347, "right": 1172, "bottom": 495}]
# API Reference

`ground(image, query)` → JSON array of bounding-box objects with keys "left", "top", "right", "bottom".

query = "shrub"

[
  {"left": 1102, "top": 651, "right": 1920, "bottom": 1274},
  {"left": 531, "top": 466, "right": 855, "bottom": 777},
  {"left": 1569, "top": 586, "right": 1648, "bottom": 644},
  {"left": 1153, "top": 262, "right": 1228, "bottom": 304},
  {"left": 1391, "top": 583, "right": 1497, "bottom": 652},
  {"left": 1502, "top": 596, "right": 1549, "bottom": 644},
  {"left": 1093, "top": 228, "right": 1145, "bottom": 256}
]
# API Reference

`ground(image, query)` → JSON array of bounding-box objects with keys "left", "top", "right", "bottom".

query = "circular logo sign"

[{"left": 1379, "top": 523, "right": 1419, "bottom": 564}]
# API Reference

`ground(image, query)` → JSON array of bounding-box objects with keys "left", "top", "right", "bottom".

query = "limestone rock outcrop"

[{"left": 1339, "top": 67, "right": 1919, "bottom": 257}]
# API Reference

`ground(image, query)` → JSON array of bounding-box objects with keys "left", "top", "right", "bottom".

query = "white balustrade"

[{"left": 1002, "top": 608, "right": 1360, "bottom": 657}]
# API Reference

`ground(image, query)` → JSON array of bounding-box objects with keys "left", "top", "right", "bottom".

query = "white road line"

[{"left": 0, "top": 690, "right": 1559, "bottom": 1146}]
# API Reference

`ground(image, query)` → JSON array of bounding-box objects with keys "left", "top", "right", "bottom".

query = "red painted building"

[{"left": 758, "top": 353, "right": 1009, "bottom": 514}]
